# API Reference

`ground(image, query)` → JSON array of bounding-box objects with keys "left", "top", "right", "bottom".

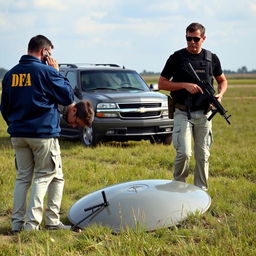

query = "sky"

[{"left": 0, "top": 0, "right": 255, "bottom": 73}]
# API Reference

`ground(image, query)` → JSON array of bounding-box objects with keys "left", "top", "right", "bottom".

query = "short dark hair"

[
  {"left": 186, "top": 23, "right": 206, "bottom": 36},
  {"left": 28, "top": 35, "right": 54, "bottom": 52},
  {"left": 75, "top": 100, "right": 94, "bottom": 127}
]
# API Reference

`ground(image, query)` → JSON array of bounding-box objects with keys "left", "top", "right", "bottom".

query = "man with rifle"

[{"left": 158, "top": 22, "right": 229, "bottom": 191}]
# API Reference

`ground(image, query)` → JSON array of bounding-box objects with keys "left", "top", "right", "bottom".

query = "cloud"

[
  {"left": 147, "top": 0, "right": 214, "bottom": 14},
  {"left": 74, "top": 15, "right": 174, "bottom": 38},
  {"left": 0, "top": 0, "right": 255, "bottom": 71},
  {"left": 251, "top": 1, "right": 256, "bottom": 14},
  {"left": 13, "top": 0, "right": 30, "bottom": 10},
  {"left": 33, "top": 0, "right": 68, "bottom": 11},
  {"left": 74, "top": 17, "right": 115, "bottom": 35},
  {"left": 147, "top": 1, "right": 180, "bottom": 12},
  {"left": 0, "top": 13, "right": 7, "bottom": 27},
  {"left": 0, "top": 11, "right": 37, "bottom": 32}
]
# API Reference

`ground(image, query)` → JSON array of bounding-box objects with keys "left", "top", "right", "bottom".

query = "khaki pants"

[
  {"left": 172, "top": 109, "right": 213, "bottom": 190},
  {"left": 11, "top": 137, "right": 64, "bottom": 231}
]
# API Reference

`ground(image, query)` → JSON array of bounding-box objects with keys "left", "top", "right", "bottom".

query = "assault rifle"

[{"left": 184, "top": 62, "right": 231, "bottom": 125}]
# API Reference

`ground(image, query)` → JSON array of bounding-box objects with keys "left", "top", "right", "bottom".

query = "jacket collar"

[{"left": 19, "top": 55, "right": 43, "bottom": 64}]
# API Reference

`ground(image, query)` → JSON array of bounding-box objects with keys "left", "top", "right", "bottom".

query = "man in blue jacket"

[{"left": 1, "top": 35, "right": 75, "bottom": 232}]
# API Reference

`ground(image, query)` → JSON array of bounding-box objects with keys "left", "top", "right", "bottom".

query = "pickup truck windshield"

[{"left": 80, "top": 70, "right": 150, "bottom": 92}]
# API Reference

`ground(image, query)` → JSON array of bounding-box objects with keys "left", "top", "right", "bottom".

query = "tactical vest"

[{"left": 171, "top": 48, "right": 214, "bottom": 111}]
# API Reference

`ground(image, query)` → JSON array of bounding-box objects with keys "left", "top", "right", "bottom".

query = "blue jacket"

[{"left": 0, "top": 55, "right": 74, "bottom": 138}]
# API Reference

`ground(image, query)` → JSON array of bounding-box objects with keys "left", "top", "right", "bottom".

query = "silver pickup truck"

[{"left": 59, "top": 63, "right": 173, "bottom": 146}]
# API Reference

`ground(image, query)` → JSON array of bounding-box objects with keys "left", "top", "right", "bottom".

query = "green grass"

[
  {"left": 0, "top": 86, "right": 256, "bottom": 255},
  {"left": 226, "top": 79, "right": 256, "bottom": 85},
  {"left": 142, "top": 75, "right": 256, "bottom": 86}
]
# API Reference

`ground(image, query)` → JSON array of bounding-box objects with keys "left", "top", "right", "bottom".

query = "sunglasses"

[{"left": 186, "top": 36, "right": 201, "bottom": 42}]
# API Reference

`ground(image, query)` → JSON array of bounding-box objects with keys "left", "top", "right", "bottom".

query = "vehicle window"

[
  {"left": 126, "top": 73, "right": 148, "bottom": 89},
  {"left": 66, "top": 71, "right": 77, "bottom": 89},
  {"left": 80, "top": 70, "right": 149, "bottom": 91}
]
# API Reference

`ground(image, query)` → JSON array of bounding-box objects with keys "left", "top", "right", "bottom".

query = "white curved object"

[{"left": 68, "top": 180, "right": 211, "bottom": 232}]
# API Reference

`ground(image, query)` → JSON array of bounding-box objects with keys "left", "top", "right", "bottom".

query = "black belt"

[
  {"left": 175, "top": 104, "right": 187, "bottom": 111},
  {"left": 175, "top": 104, "right": 210, "bottom": 113}
]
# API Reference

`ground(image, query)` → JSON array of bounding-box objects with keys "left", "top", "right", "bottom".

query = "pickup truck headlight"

[
  {"left": 96, "top": 103, "right": 119, "bottom": 118},
  {"left": 162, "top": 101, "right": 168, "bottom": 107},
  {"left": 162, "top": 101, "right": 169, "bottom": 116},
  {"left": 97, "top": 103, "right": 117, "bottom": 109}
]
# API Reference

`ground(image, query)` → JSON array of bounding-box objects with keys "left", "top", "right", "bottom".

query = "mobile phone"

[{"left": 43, "top": 50, "right": 49, "bottom": 63}]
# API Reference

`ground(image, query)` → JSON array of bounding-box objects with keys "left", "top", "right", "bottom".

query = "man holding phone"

[
  {"left": 1, "top": 35, "right": 75, "bottom": 232},
  {"left": 42, "top": 48, "right": 59, "bottom": 69}
]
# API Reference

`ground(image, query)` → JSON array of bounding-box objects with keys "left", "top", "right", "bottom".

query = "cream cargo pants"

[
  {"left": 172, "top": 109, "right": 213, "bottom": 190},
  {"left": 11, "top": 137, "right": 64, "bottom": 231}
]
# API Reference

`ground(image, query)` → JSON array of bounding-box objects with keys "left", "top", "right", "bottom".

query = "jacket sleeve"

[
  {"left": 0, "top": 74, "right": 10, "bottom": 124},
  {"left": 45, "top": 68, "right": 74, "bottom": 106}
]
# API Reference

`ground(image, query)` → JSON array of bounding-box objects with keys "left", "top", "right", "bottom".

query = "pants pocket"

[
  {"left": 50, "top": 139, "right": 63, "bottom": 179},
  {"left": 172, "top": 126, "right": 181, "bottom": 150},
  {"left": 207, "top": 130, "right": 213, "bottom": 149}
]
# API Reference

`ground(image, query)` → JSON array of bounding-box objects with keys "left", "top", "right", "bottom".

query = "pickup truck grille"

[
  {"left": 118, "top": 103, "right": 162, "bottom": 119},
  {"left": 118, "top": 103, "right": 161, "bottom": 109},
  {"left": 121, "top": 112, "right": 160, "bottom": 118}
]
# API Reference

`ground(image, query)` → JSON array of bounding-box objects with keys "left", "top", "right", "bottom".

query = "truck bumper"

[{"left": 93, "top": 117, "right": 173, "bottom": 137}]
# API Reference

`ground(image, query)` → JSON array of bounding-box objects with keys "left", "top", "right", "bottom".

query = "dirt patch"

[
  {"left": 0, "top": 215, "right": 9, "bottom": 227},
  {"left": 0, "top": 233, "right": 13, "bottom": 242},
  {"left": 0, "top": 215, "right": 13, "bottom": 241}
]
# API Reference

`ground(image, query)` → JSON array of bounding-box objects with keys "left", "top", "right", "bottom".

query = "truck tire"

[
  {"left": 79, "top": 127, "right": 99, "bottom": 147},
  {"left": 150, "top": 134, "right": 172, "bottom": 145}
]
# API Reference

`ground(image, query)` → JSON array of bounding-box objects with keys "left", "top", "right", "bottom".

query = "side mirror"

[{"left": 149, "top": 83, "right": 159, "bottom": 91}]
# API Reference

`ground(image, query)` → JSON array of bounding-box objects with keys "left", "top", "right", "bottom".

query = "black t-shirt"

[{"left": 160, "top": 48, "right": 223, "bottom": 109}]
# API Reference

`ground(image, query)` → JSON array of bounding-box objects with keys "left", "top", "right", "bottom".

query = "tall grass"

[{"left": 0, "top": 86, "right": 256, "bottom": 255}]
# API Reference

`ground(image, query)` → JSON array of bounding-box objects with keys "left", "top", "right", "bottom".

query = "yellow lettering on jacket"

[
  {"left": 11, "top": 74, "right": 19, "bottom": 87},
  {"left": 11, "top": 73, "right": 32, "bottom": 87}
]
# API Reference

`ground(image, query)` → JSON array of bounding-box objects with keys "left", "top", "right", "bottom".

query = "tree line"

[
  {"left": 0, "top": 68, "right": 7, "bottom": 80},
  {"left": 140, "top": 66, "right": 256, "bottom": 76},
  {"left": 1, "top": 66, "right": 256, "bottom": 80}
]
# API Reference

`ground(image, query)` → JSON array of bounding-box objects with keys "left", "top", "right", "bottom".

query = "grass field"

[
  {"left": 0, "top": 83, "right": 256, "bottom": 255},
  {"left": 142, "top": 74, "right": 256, "bottom": 86}
]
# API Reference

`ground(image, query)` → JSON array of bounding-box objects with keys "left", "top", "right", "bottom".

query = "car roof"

[{"left": 59, "top": 63, "right": 134, "bottom": 72}]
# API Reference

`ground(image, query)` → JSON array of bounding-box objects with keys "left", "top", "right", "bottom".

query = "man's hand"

[
  {"left": 215, "top": 74, "right": 228, "bottom": 102},
  {"left": 46, "top": 56, "right": 59, "bottom": 71},
  {"left": 214, "top": 93, "right": 223, "bottom": 102},
  {"left": 185, "top": 83, "right": 204, "bottom": 94},
  {"left": 158, "top": 76, "right": 204, "bottom": 94}
]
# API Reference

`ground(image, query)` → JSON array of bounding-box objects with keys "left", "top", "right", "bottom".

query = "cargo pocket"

[
  {"left": 207, "top": 130, "right": 213, "bottom": 150},
  {"left": 14, "top": 154, "right": 18, "bottom": 170},
  {"left": 50, "top": 140, "right": 63, "bottom": 179},
  {"left": 172, "top": 125, "right": 181, "bottom": 150}
]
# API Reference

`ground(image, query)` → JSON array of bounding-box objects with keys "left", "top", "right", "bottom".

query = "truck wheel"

[
  {"left": 79, "top": 127, "right": 99, "bottom": 147},
  {"left": 162, "top": 134, "right": 172, "bottom": 145},
  {"left": 150, "top": 134, "right": 172, "bottom": 145}
]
